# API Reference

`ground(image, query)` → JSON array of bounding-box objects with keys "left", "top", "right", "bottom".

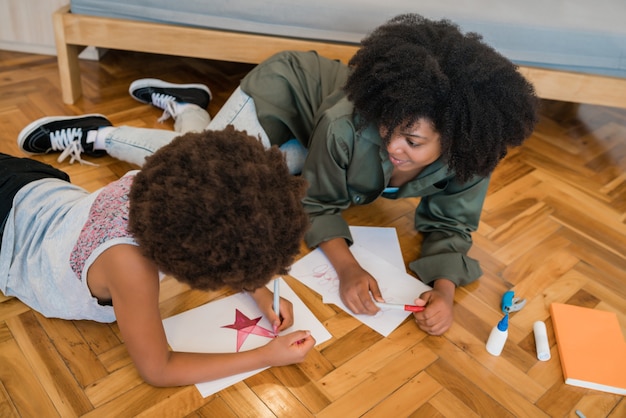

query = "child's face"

[{"left": 382, "top": 118, "right": 442, "bottom": 173}]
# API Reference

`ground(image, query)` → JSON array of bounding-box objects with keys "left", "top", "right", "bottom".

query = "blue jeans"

[
  {"left": 104, "top": 87, "right": 307, "bottom": 173},
  {"left": 105, "top": 87, "right": 269, "bottom": 165}
]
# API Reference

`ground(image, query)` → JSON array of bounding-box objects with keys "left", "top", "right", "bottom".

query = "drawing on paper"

[
  {"left": 221, "top": 309, "right": 275, "bottom": 352},
  {"left": 312, "top": 264, "right": 339, "bottom": 294},
  {"left": 311, "top": 263, "right": 394, "bottom": 317}
]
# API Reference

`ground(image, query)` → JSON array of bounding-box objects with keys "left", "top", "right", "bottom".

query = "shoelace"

[
  {"left": 151, "top": 92, "right": 178, "bottom": 122},
  {"left": 49, "top": 128, "right": 97, "bottom": 166}
]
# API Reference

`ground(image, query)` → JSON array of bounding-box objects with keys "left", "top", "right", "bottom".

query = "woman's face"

[{"left": 381, "top": 118, "right": 442, "bottom": 173}]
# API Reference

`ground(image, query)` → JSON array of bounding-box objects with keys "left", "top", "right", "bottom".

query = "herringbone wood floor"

[{"left": 0, "top": 48, "right": 625, "bottom": 418}]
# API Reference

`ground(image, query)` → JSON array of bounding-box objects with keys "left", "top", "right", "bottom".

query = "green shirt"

[{"left": 241, "top": 51, "right": 485, "bottom": 286}]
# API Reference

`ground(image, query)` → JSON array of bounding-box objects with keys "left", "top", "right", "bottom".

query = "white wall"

[{"left": 0, "top": 0, "right": 70, "bottom": 55}]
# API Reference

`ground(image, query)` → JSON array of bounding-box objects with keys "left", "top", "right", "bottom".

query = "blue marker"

[{"left": 273, "top": 278, "right": 280, "bottom": 335}]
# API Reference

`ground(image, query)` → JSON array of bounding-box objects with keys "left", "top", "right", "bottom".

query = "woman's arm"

[
  {"left": 299, "top": 111, "right": 388, "bottom": 316},
  {"left": 99, "top": 245, "right": 315, "bottom": 387},
  {"left": 406, "top": 176, "right": 489, "bottom": 335}
]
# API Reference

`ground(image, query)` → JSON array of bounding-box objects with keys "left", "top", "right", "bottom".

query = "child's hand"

[
  {"left": 412, "top": 279, "right": 455, "bottom": 335},
  {"left": 259, "top": 330, "right": 315, "bottom": 366},
  {"left": 250, "top": 286, "right": 294, "bottom": 332}
]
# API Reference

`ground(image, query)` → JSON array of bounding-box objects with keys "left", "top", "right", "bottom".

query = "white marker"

[
  {"left": 273, "top": 278, "right": 280, "bottom": 335},
  {"left": 374, "top": 301, "right": 425, "bottom": 312}
]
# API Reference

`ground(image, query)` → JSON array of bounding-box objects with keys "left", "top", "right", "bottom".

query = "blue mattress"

[{"left": 70, "top": 0, "right": 626, "bottom": 78}]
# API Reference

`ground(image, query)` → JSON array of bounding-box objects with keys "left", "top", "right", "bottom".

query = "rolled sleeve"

[
  {"left": 410, "top": 176, "right": 490, "bottom": 286},
  {"left": 301, "top": 101, "right": 365, "bottom": 248},
  {"left": 304, "top": 213, "right": 353, "bottom": 248},
  {"left": 301, "top": 121, "right": 353, "bottom": 247},
  {"left": 409, "top": 240, "right": 483, "bottom": 286}
]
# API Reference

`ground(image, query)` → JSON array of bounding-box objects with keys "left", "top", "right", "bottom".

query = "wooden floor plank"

[
  {"left": 35, "top": 315, "right": 109, "bottom": 387},
  {"left": 425, "top": 336, "right": 550, "bottom": 417},
  {"left": 316, "top": 344, "right": 438, "bottom": 417},
  {"left": 316, "top": 336, "right": 430, "bottom": 401},
  {"left": 6, "top": 312, "right": 93, "bottom": 417},
  {"left": 425, "top": 356, "right": 519, "bottom": 417},
  {"left": 361, "top": 371, "right": 442, "bottom": 417},
  {"left": 0, "top": 339, "right": 60, "bottom": 417},
  {"left": 246, "top": 371, "right": 315, "bottom": 417},
  {"left": 426, "top": 389, "right": 481, "bottom": 418},
  {"left": 268, "top": 364, "right": 332, "bottom": 413},
  {"left": 217, "top": 382, "right": 275, "bottom": 418}
]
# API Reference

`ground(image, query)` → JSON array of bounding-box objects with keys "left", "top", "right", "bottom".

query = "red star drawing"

[{"left": 221, "top": 309, "right": 275, "bottom": 351}]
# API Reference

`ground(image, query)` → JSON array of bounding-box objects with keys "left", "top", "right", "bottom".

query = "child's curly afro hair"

[
  {"left": 128, "top": 126, "right": 309, "bottom": 291},
  {"left": 345, "top": 13, "right": 539, "bottom": 183}
]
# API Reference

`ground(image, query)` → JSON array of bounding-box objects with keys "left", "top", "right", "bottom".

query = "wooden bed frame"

[{"left": 53, "top": 5, "right": 626, "bottom": 109}]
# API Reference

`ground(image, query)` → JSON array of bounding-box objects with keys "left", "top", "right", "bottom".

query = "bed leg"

[{"left": 53, "top": 7, "right": 84, "bottom": 104}]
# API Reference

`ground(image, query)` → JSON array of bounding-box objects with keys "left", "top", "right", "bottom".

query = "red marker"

[{"left": 374, "top": 302, "right": 425, "bottom": 312}]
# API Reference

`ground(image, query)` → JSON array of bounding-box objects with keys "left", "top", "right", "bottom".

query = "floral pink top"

[{"left": 69, "top": 174, "right": 134, "bottom": 280}]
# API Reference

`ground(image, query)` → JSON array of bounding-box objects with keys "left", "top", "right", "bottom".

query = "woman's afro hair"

[
  {"left": 345, "top": 13, "right": 539, "bottom": 183},
  {"left": 128, "top": 126, "right": 309, "bottom": 291}
]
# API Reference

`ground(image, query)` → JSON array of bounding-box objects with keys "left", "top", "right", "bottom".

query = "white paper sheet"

[
  {"left": 289, "top": 228, "right": 431, "bottom": 337},
  {"left": 349, "top": 226, "right": 404, "bottom": 270},
  {"left": 162, "top": 277, "right": 332, "bottom": 397}
]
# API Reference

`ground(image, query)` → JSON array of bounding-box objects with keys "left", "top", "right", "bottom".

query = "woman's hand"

[
  {"left": 250, "top": 286, "right": 294, "bottom": 332},
  {"left": 319, "top": 237, "right": 383, "bottom": 316},
  {"left": 338, "top": 264, "right": 383, "bottom": 315},
  {"left": 412, "top": 279, "right": 455, "bottom": 335}
]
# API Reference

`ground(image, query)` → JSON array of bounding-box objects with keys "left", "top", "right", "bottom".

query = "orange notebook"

[{"left": 550, "top": 303, "right": 626, "bottom": 395}]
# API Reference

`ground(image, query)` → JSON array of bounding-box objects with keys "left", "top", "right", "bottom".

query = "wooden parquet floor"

[{"left": 0, "top": 48, "right": 625, "bottom": 418}]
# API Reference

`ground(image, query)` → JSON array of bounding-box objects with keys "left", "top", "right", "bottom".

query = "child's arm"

[
  {"left": 99, "top": 245, "right": 315, "bottom": 387},
  {"left": 412, "top": 278, "right": 455, "bottom": 335}
]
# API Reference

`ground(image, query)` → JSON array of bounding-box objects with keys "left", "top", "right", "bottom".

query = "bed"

[{"left": 54, "top": 0, "right": 626, "bottom": 108}]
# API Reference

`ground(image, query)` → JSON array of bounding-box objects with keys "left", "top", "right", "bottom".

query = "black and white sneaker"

[
  {"left": 18, "top": 114, "right": 112, "bottom": 165},
  {"left": 129, "top": 78, "right": 212, "bottom": 121}
]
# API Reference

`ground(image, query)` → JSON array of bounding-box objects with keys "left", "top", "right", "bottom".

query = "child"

[
  {"left": 1, "top": 127, "right": 315, "bottom": 387},
  {"left": 18, "top": 14, "right": 539, "bottom": 336}
]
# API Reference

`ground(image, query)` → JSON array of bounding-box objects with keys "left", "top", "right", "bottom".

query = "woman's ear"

[{"left": 378, "top": 125, "right": 389, "bottom": 139}]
